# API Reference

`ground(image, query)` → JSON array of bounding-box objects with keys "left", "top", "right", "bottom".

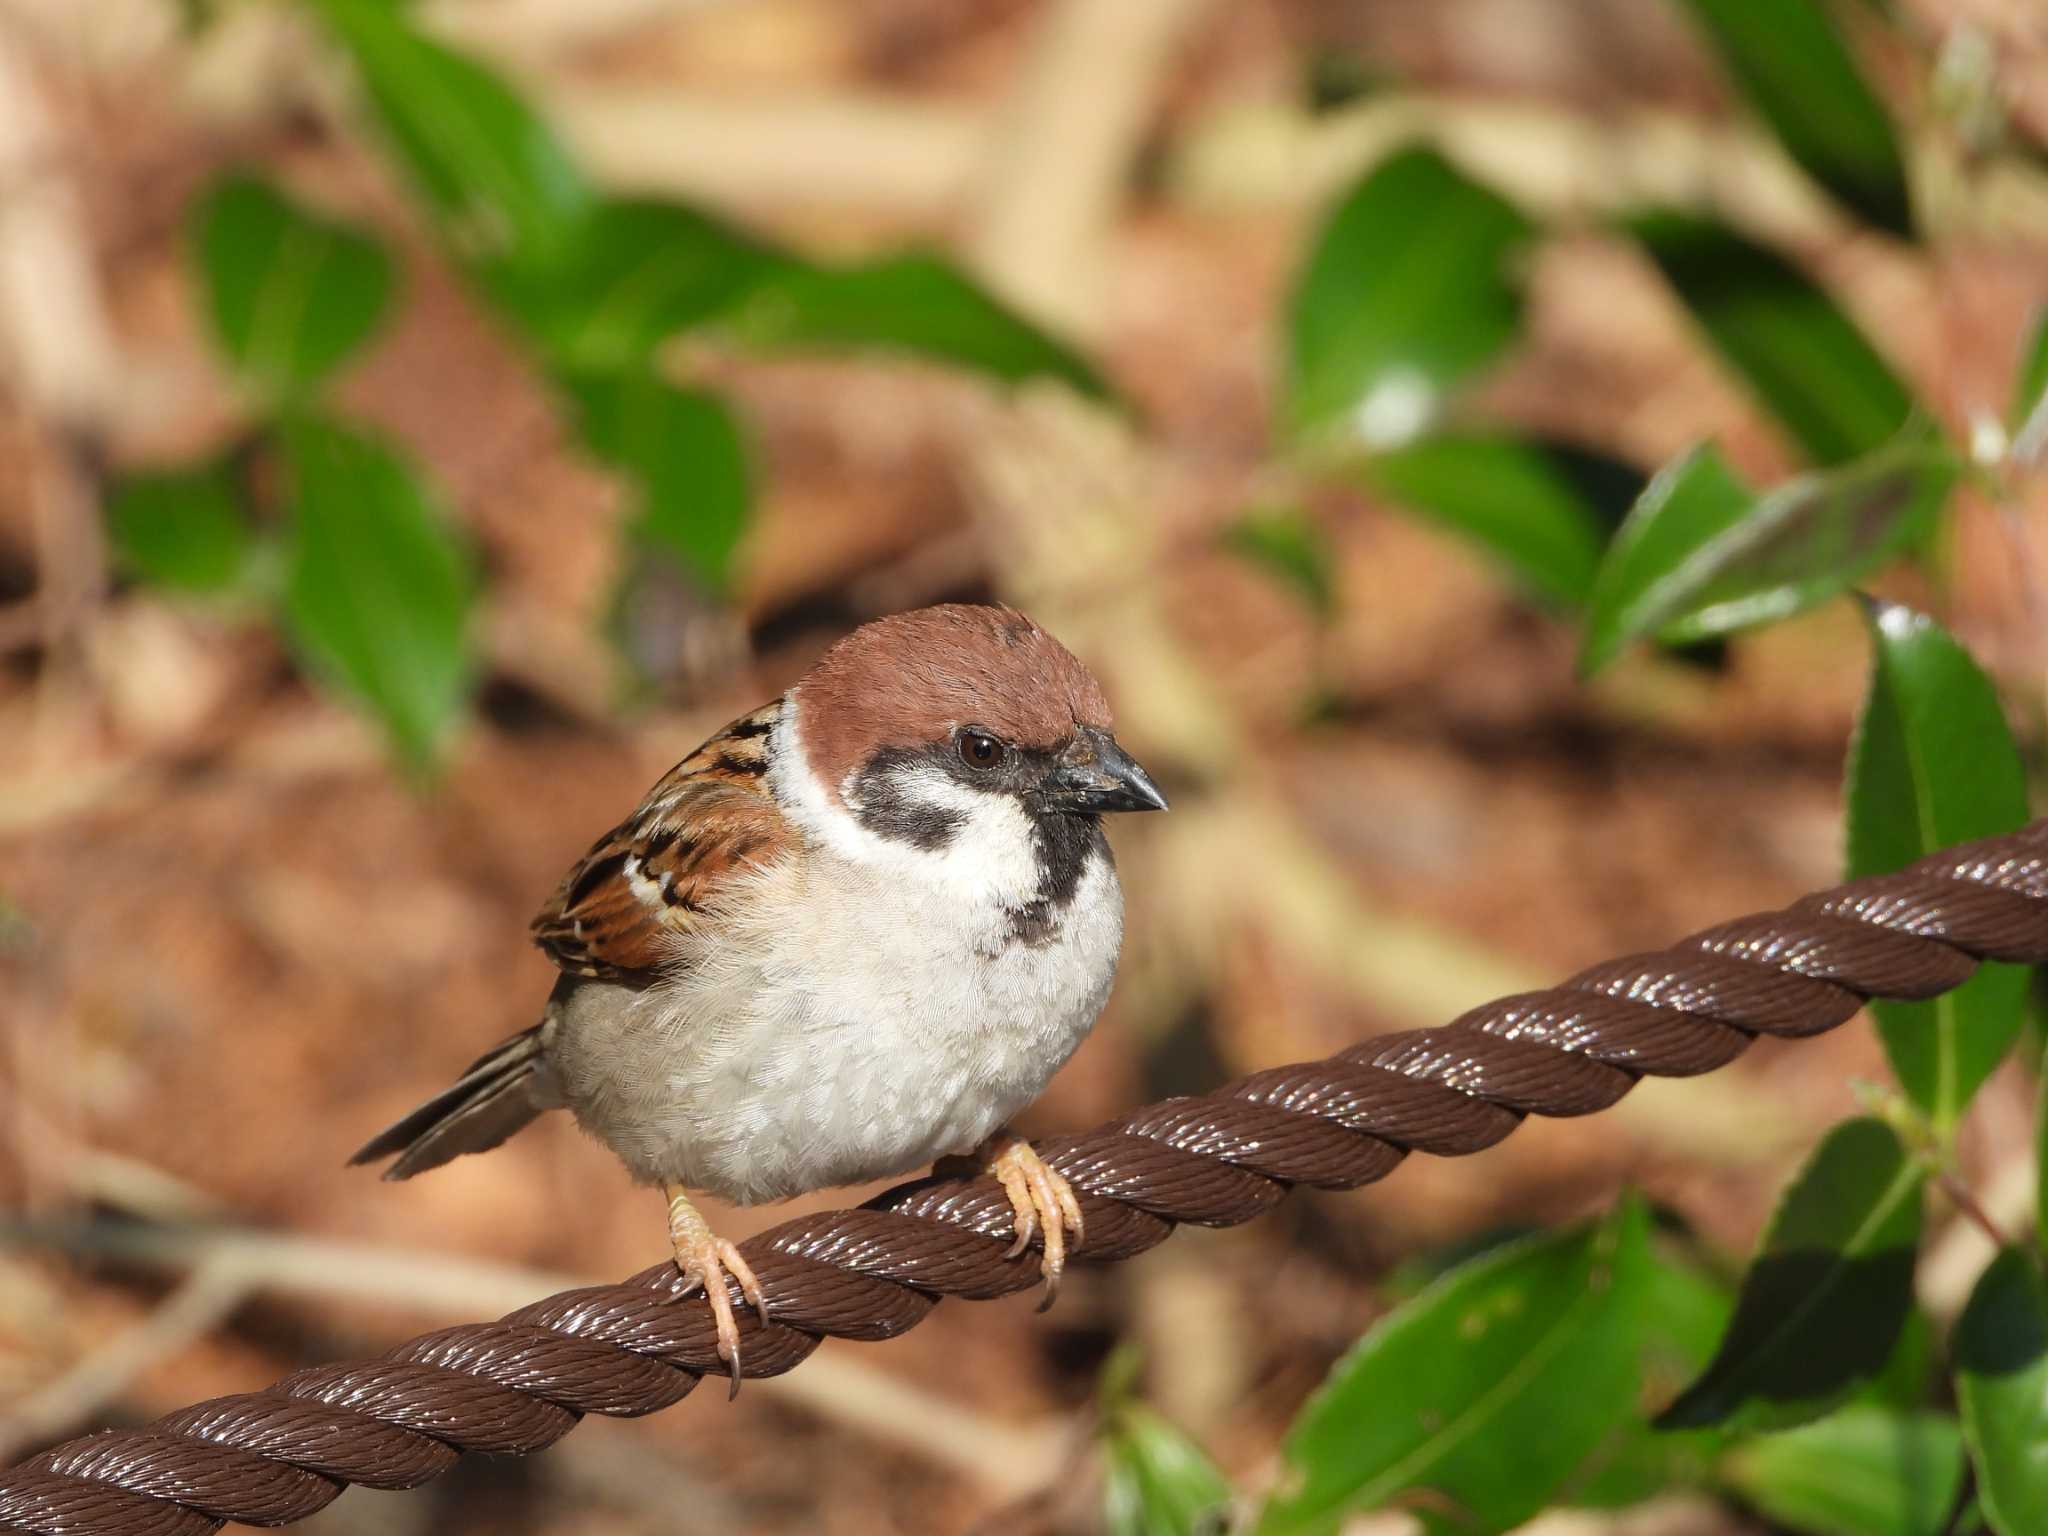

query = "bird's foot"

[
  {"left": 970, "top": 1132, "right": 1084, "bottom": 1311},
  {"left": 664, "top": 1183, "right": 768, "bottom": 1399}
]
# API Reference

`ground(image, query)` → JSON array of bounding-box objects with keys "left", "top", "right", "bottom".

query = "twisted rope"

[{"left": 8, "top": 823, "right": 2048, "bottom": 1534}]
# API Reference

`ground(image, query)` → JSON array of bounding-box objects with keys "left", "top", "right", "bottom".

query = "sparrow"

[{"left": 351, "top": 604, "right": 1167, "bottom": 1389}]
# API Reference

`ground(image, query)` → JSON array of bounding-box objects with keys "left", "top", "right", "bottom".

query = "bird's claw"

[
  {"left": 979, "top": 1133, "right": 1084, "bottom": 1310},
  {"left": 666, "top": 1186, "right": 768, "bottom": 1399}
]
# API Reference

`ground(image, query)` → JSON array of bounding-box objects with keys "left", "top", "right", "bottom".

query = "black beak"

[{"left": 1043, "top": 727, "right": 1169, "bottom": 815}]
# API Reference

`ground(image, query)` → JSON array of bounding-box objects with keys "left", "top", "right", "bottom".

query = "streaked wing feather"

[{"left": 531, "top": 702, "right": 787, "bottom": 980}]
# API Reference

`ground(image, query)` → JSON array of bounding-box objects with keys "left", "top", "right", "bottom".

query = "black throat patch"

[{"left": 1006, "top": 810, "right": 1108, "bottom": 948}]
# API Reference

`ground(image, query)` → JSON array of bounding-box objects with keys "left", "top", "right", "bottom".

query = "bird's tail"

[{"left": 349, "top": 1024, "right": 554, "bottom": 1180}]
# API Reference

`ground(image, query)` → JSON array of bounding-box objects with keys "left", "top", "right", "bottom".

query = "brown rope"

[{"left": 7, "top": 822, "right": 2048, "bottom": 1535}]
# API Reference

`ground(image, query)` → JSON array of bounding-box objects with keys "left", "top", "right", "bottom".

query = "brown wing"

[{"left": 531, "top": 702, "right": 790, "bottom": 981}]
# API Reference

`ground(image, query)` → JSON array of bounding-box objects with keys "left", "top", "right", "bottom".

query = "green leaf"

[
  {"left": 1564, "top": 1252, "right": 1733, "bottom": 1510},
  {"left": 190, "top": 174, "right": 394, "bottom": 399},
  {"left": 1629, "top": 214, "right": 1917, "bottom": 466},
  {"left": 1221, "top": 508, "right": 1336, "bottom": 620},
  {"left": 106, "top": 460, "right": 255, "bottom": 594},
  {"left": 1257, "top": 1195, "right": 1649, "bottom": 1536},
  {"left": 567, "top": 372, "right": 750, "bottom": 592},
  {"left": 1847, "top": 602, "right": 2031, "bottom": 1129},
  {"left": 2009, "top": 307, "right": 2048, "bottom": 463},
  {"left": 1673, "top": 0, "right": 1913, "bottom": 239},
  {"left": 1355, "top": 434, "right": 1628, "bottom": 607},
  {"left": 490, "top": 198, "right": 785, "bottom": 371},
  {"left": 1102, "top": 1405, "right": 1233, "bottom": 1536},
  {"left": 728, "top": 252, "right": 1108, "bottom": 399},
  {"left": 1577, "top": 437, "right": 1952, "bottom": 673},
  {"left": 279, "top": 417, "right": 476, "bottom": 769},
  {"left": 309, "top": 0, "right": 592, "bottom": 274},
  {"left": 2039, "top": 1051, "right": 2048, "bottom": 1265},
  {"left": 1724, "top": 1405, "right": 1965, "bottom": 1536},
  {"left": 1955, "top": 1248, "right": 2048, "bottom": 1536},
  {"left": 1864, "top": 1306, "right": 1935, "bottom": 1411},
  {"left": 1659, "top": 1118, "right": 1924, "bottom": 1431},
  {"left": 1286, "top": 147, "right": 1532, "bottom": 445}
]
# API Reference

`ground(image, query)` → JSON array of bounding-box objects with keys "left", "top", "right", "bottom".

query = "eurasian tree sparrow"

[{"left": 352, "top": 605, "right": 1167, "bottom": 1388}]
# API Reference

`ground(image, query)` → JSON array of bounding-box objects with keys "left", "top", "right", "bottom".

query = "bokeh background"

[{"left": 3, "top": 1, "right": 2047, "bottom": 1532}]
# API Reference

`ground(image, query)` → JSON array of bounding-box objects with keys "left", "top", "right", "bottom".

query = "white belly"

[{"left": 544, "top": 849, "right": 1123, "bottom": 1203}]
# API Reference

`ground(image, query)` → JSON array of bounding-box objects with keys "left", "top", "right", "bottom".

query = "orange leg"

[
  {"left": 664, "top": 1183, "right": 768, "bottom": 1398},
  {"left": 970, "top": 1132, "right": 1085, "bottom": 1310}
]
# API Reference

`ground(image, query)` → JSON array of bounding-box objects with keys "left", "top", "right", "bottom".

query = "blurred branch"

[
  {"left": 544, "top": 83, "right": 992, "bottom": 220},
  {"left": 0, "top": 1259, "right": 246, "bottom": 1462},
  {"left": 965, "top": 0, "right": 1217, "bottom": 340},
  {"left": 0, "top": 14, "right": 124, "bottom": 435},
  {"left": 1918, "top": 1141, "right": 2036, "bottom": 1324},
  {"left": 1, "top": 1217, "right": 1069, "bottom": 1496}
]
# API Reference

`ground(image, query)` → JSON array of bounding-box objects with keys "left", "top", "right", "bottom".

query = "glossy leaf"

[
  {"left": 1579, "top": 444, "right": 1751, "bottom": 672},
  {"left": 1630, "top": 214, "right": 1916, "bottom": 466},
  {"left": 492, "top": 198, "right": 784, "bottom": 371},
  {"left": 1577, "top": 437, "right": 1951, "bottom": 673},
  {"left": 728, "top": 252, "right": 1107, "bottom": 399},
  {"left": 1956, "top": 1249, "right": 2048, "bottom": 1536},
  {"left": 2039, "top": 1053, "right": 2048, "bottom": 1266},
  {"left": 1257, "top": 1195, "right": 1649, "bottom": 1535},
  {"left": 1102, "top": 1404, "right": 1233, "bottom": 1536},
  {"left": 280, "top": 417, "right": 476, "bottom": 769},
  {"left": 1724, "top": 1406, "right": 1965, "bottom": 1536},
  {"left": 1356, "top": 434, "right": 1631, "bottom": 607},
  {"left": 1847, "top": 602, "right": 2030, "bottom": 1129},
  {"left": 1221, "top": 508, "right": 1336, "bottom": 619},
  {"left": 1659, "top": 1118, "right": 1923, "bottom": 1431},
  {"left": 107, "top": 461, "right": 255, "bottom": 594},
  {"left": 1286, "top": 147, "right": 1532, "bottom": 444},
  {"left": 1865, "top": 1306, "right": 1935, "bottom": 1411},
  {"left": 310, "top": 0, "right": 591, "bottom": 274},
  {"left": 2010, "top": 307, "right": 2048, "bottom": 464},
  {"left": 1675, "top": 0, "right": 1913, "bottom": 238},
  {"left": 568, "top": 372, "right": 750, "bottom": 592},
  {"left": 1564, "top": 1252, "right": 1733, "bottom": 1510},
  {"left": 191, "top": 174, "right": 394, "bottom": 398}
]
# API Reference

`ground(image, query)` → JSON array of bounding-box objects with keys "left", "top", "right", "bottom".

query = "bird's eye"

[{"left": 959, "top": 731, "right": 1005, "bottom": 769}]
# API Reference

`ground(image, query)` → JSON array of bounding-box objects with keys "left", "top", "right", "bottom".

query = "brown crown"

[{"left": 792, "top": 605, "right": 1113, "bottom": 797}]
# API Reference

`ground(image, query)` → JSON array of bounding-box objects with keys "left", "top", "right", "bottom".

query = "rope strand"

[{"left": 7, "top": 822, "right": 2047, "bottom": 1535}]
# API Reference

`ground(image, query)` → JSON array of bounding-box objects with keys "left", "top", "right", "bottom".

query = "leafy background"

[{"left": 3, "top": 2, "right": 2048, "bottom": 1534}]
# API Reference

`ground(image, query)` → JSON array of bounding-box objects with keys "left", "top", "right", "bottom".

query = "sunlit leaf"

[
  {"left": 1674, "top": 0, "right": 1913, "bottom": 238},
  {"left": 191, "top": 174, "right": 394, "bottom": 398},
  {"left": 1564, "top": 1251, "right": 1732, "bottom": 1510},
  {"left": 1221, "top": 508, "right": 1336, "bottom": 619},
  {"left": 107, "top": 460, "right": 255, "bottom": 595},
  {"left": 1724, "top": 1405, "right": 1965, "bottom": 1536},
  {"left": 1103, "top": 1405, "right": 1233, "bottom": 1536},
  {"left": 309, "top": 0, "right": 592, "bottom": 274},
  {"left": 1630, "top": 214, "right": 1916, "bottom": 466},
  {"left": 1847, "top": 602, "right": 2030, "bottom": 1130},
  {"left": 280, "top": 416, "right": 476, "bottom": 769},
  {"left": 1286, "top": 147, "right": 1532, "bottom": 445},
  {"left": 729, "top": 252, "right": 1108, "bottom": 398},
  {"left": 2010, "top": 306, "right": 2048, "bottom": 465},
  {"left": 1955, "top": 1249, "right": 2048, "bottom": 1536},
  {"left": 492, "top": 198, "right": 785, "bottom": 371},
  {"left": 1257, "top": 1196, "right": 1649, "bottom": 1535},
  {"left": 1577, "top": 437, "right": 1951, "bottom": 673},
  {"left": 1659, "top": 1118, "right": 1923, "bottom": 1431},
  {"left": 1579, "top": 444, "right": 1751, "bottom": 673},
  {"left": 567, "top": 372, "right": 750, "bottom": 593},
  {"left": 1356, "top": 434, "right": 1630, "bottom": 607}
]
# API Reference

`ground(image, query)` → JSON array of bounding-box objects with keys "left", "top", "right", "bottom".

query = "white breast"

[{"left": 546, "top": 845, "right": 1122, "bottom": 1202}]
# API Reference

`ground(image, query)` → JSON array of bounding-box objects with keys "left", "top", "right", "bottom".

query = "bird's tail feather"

[{"left": 349, "top": 1025, "right": 552, "bottom": 1180}]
